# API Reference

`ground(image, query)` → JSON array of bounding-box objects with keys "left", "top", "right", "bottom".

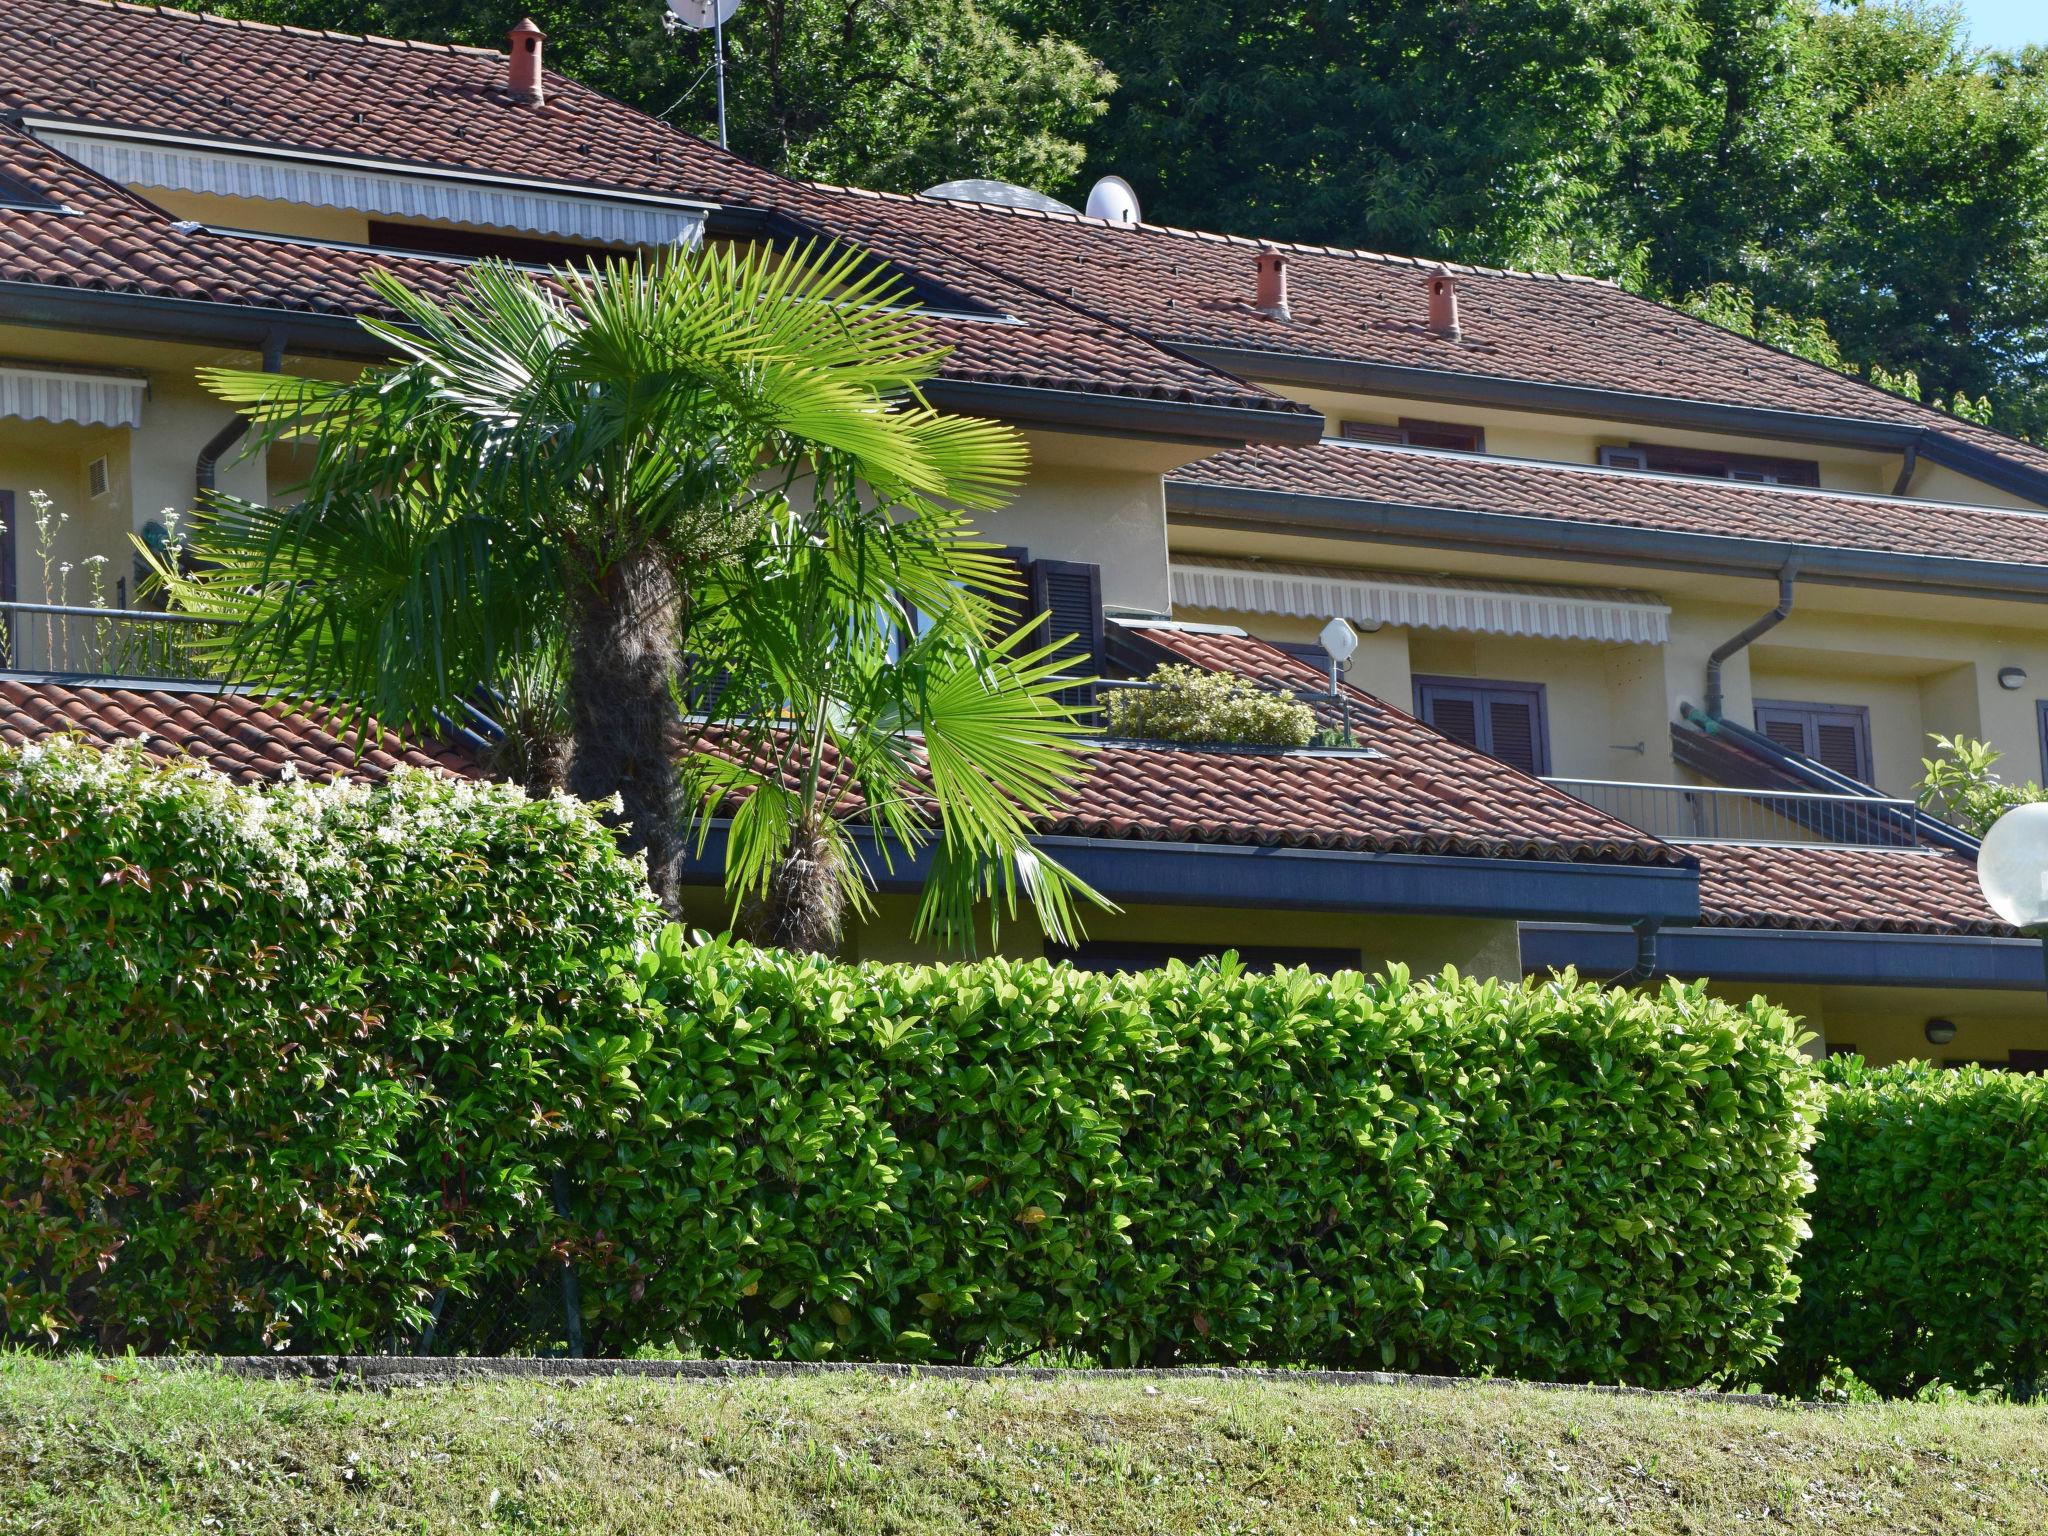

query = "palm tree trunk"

[
  {"left": 740, "top": 818, "right": 847, "bottom": 954},
  {"left": 564, "top": 547, "right": 686, "bottom": 910}
]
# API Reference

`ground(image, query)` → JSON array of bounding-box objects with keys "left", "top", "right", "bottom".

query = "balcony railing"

[
  {"left": 0, "top": 601, "right": 231, "bottom": 683},
  {"left": 1542, "top": 776, "right": 1926, "bottom": 848}
]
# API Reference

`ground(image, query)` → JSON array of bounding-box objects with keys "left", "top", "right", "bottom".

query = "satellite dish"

[
  {"left": 665, "top": 0, "right": 739, "bottom": 27},
  {"left": 922, "top": 178, "right": 1077, "bottom": 214},
  {"left": 1319, "top": 616, "right": 1360, "bottom": 666},
  {"left": 1084, "top": 175, "right": 1141, "bottom": 225}
]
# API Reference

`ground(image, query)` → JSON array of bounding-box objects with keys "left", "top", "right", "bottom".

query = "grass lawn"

[{"left": 2, "top": 1357, "right": 2045, "bottom": 1534}]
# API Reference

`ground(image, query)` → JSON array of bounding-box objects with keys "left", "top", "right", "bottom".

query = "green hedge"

[
  {"left": 3, "top": 739, "right": 1826, "bottom": 1386},
  {"left": 1774, "top": 1058, "right": 2048, "bottom": 1398},
  {"left": 0, "top": 739, "right": 656, "bottom": 1353},
  {"left": 567, "top": 934, "right": 1821, "bottom": 1385}
]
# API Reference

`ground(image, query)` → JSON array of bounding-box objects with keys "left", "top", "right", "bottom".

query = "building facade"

[{"left": 3, "top": 0, "right": 2044, "bottom": 1066}]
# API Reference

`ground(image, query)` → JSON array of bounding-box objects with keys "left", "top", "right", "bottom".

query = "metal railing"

[
  {"left": 1542, "top": 776, "right": 1925, "bottom": 848},
  {"left": 0, "top": 601, "right": 232, "bottom": 683}
]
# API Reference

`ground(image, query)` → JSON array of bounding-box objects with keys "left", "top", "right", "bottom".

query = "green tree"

[
  {"left": 155, "top": 0, "right": 1110, "bottom": 194},
  {"left": 153, "top": 247, "right": 1100, "bottom": 951},
  {"left": 1917, "top": 732, "right": 2048, "bottom": 837}
]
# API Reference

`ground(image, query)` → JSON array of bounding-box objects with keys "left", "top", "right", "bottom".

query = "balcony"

[
  {"left": 1542, "top": 777, "right": 1928, "bottom": 849},
  {"left": 0, "top": 601, "right": 229, "bottom": 684}
]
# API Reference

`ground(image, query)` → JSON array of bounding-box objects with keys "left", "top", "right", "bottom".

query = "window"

[
  {"left": 1754, "top": 699, "right": 1873, "bottom": 782},
  {"left": 1339, "top": 418, "right": 1485, "bottom": 453},
  {"left": 1598, "top": 442, "right": 1820, "bottom": 486},
  {"left": 1413, "top": 676, "right": 1549, "bottom": 775},
  {"left": 2037, "top": 700, "right": 2048, "bottom": 783},
  {"left": 984, "top": 548, "right": 1104, "bottom": 704}
]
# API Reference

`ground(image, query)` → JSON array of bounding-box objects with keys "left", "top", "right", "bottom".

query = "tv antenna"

[{"left": 664, "top": 0, "right": 742, "bottom": 149}]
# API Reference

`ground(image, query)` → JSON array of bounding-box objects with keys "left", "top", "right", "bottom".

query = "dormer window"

[
  {"left": 1339, "top": 418, "right": 1485, "bottom": 453},
  {"left": 0, "top": 170, "right": 64, "bottom": 212},
  {"left": 1599, "top": 442, "right": 1820, "bottom": 487}
]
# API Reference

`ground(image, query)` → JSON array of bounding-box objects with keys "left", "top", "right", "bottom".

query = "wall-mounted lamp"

[
  {"left": 1924, "top": 1017, "right": 1958, "bottom": 1046},
  {"left": 1998, "top": 666, "right": 2028, "bottom": 691}
]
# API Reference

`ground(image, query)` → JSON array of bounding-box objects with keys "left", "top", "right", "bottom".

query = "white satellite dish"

[
  {"left": 1084, "top": 175, "right": 1141, "bottom": 225},
  {"left": 665, "top": 0, "right": 739, "bottom": 27},
  {"left": 663, "top": 0, "right": 741, "bottom": 149},
  {"left": 923, "top": 178, "right": 1077, "bottom": 215}
]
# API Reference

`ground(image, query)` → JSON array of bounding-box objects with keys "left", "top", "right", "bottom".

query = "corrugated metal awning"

[
  {"left": 1171, "top": 556, "right": 1670, "bottom": 644},
  {"left": 38, "top": 129, "right": 709, "bottom": 250},
  {"left": 0, "top": 363, "right": 147, "bottom": 429}
]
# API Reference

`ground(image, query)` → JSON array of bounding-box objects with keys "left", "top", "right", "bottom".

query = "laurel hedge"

[
  {"left": 1772, "top": 1058, "right": 2048, "bottom": 1399},
  {"left": 4, "top": 737, "right": 1828, "bottom": 1386},
  {"left": 0, "top": 739, "right": 658, "bottom": 1353}
]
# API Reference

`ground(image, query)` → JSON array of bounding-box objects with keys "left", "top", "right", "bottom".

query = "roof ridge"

[
  {"left": 92, "top": 0, "right": 504, "bottom": 58},
  {"left": 804, "top": 178, "right": 1619, "bottom": 287},
  {"left": 1294, "top": 438, "right": 2048, "bottom": 524}
]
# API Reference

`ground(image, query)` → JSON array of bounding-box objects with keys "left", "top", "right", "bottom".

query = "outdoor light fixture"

[
  {"left": 1999, "top": 666, "right": 2028, "bottom": 691},
  {"left": 1924, "top": 1017, "right": 1958, "bottom": 1046},
  {"left": 1978, "top": 802, "right": 2048, "bottom": 1004}
]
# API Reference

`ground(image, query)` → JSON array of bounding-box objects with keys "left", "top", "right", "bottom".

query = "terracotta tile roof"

[
  {"left": 1111, "top": 624, "right": 1683, "bottom": 866},
  {"left": 0, "top": 679, "right": 473, "bottom": 784},
  {"left": 1688, "top": 842, "right": 2010, "bottom": 937},
  {"left": 1170, "top": 440, "right": 2048, "bottom": 570},
  {"left": 0, "top": 0, "right": 787, "bottom": 205},
  {"left": 775, "top": 185, "right": 2048, "bottom": 491},
  {"left": 0, "top": 5, "right": 1309, "bottom": 425}
]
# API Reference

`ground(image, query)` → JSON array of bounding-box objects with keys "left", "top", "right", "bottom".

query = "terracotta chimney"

[
  {"left": 507, "top": 17, "right": 545, "bottom": 104},
  {"left": 1254, "top": 246, "right": 1291, "bottom": 321},
  {"left": 1427, "top": 266, "right": 1462, "bottom": 341}
]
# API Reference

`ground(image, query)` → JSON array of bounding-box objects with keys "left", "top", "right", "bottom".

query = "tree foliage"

[{"left": 156, "top": 248, "right": 1097, "bottom": 950}]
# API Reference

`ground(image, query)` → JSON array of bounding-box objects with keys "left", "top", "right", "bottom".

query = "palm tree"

[{"left": 151, "top": 245, "right": 1101, "bottom": 947}]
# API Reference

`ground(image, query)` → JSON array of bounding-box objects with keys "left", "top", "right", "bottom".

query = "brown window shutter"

[
  {"left": 1486, "top": 697, "right": 1541, "bottom": 775},
  {"left": 1422, "top": 691, "right": 1480, "bottom": 747},
  {"left": 1398, "top": 418, "right": 1484, "bottom": 453},
  {"left": 1028, "top": 558, "right": 1104, "bottom": 701},
  {"left": 1813, "top": 722, "right": 1866, "bottom": 779},
  {"left": 1339, "top": 420, "right": 1404, "bottom": 445},
  {"left": 985, "top": 545, "right": 1033, "bottom": 646},
  {"left": 1757, "top": 714, "right": 1809, "bottom": 756}
]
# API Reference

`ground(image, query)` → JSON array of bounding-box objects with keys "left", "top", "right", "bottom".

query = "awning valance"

[
  {"left": 1170, "top": 557, "right": 1670, "bottom": 644},
  {"left": 38, "top": 129, "right": 709, "bottom": 250},
  {"left": 0, "top": 364, "right": 147, "bottom": 429}
]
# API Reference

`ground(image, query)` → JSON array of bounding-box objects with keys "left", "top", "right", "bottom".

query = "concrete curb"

[{"left": 165, "top": 1355, "right": 1823, "bottom": 1410}]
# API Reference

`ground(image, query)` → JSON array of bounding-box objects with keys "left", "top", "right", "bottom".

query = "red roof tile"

[
  {"left": 0, "top": 4, "right": 1308, "bottom": 424},
  {"left": 1171, "top": 440, "right": 2048, "bottom": 571},
  {"left": 0, "top": 679, "right": 473, "bottom": 784},
  {"left": 1115, "top": 624, "right": 1681, "bottom": 866},
  {"left": 771, "top": 185, "right": 2048, "bottom": 492},
  {"left": 1689, "top": 842, "right": 2009, "bottom": 937}
]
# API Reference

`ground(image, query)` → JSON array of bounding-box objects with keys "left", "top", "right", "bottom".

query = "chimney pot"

[
  {"left": 507, "top": 17, "right": 545, "bottom": 104},
  {"left": 1254, "top": 245, "right": 1291, "bottom": 321},
  {"left": 1427, "top": 267, "right": 1462, "bottom": 341}
]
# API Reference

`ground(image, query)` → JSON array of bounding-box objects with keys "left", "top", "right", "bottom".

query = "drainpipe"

[
  {"left": 1704, "top": 560, "right": 1799, "bottom": 721},
  {"left": 1609, "top": 919, "right": 1660, "bottom": 986},
  {"left": 195, "top": 327, "right": 287, "bottom": 502},
  {"left": 1891, "top": 441, "right": 1921, "bottom": 499}
]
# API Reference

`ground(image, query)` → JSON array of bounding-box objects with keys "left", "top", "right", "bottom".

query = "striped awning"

[
  {"left": 0, "top": 363, "right": 147, "bottom": 429},
  {"left": 1171, "top": 557, "right": 1671, "bottom": 644},
  {"left": 38, "top": 129, "right": 709, "bottom": 250}
]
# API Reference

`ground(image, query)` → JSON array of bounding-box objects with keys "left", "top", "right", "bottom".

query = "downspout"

[
  {"left": 194, "top": 327, "right": 286, "bottom": 502},
  {"left": 1704, "top": 561, "right": 1799, "bottom": 721},
  {"left": 1892, "top": 440, "right": 1921, "bottom": 498},
  {"left": 1609, "top": 919, "right": 1660, "bottom": 986}
]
